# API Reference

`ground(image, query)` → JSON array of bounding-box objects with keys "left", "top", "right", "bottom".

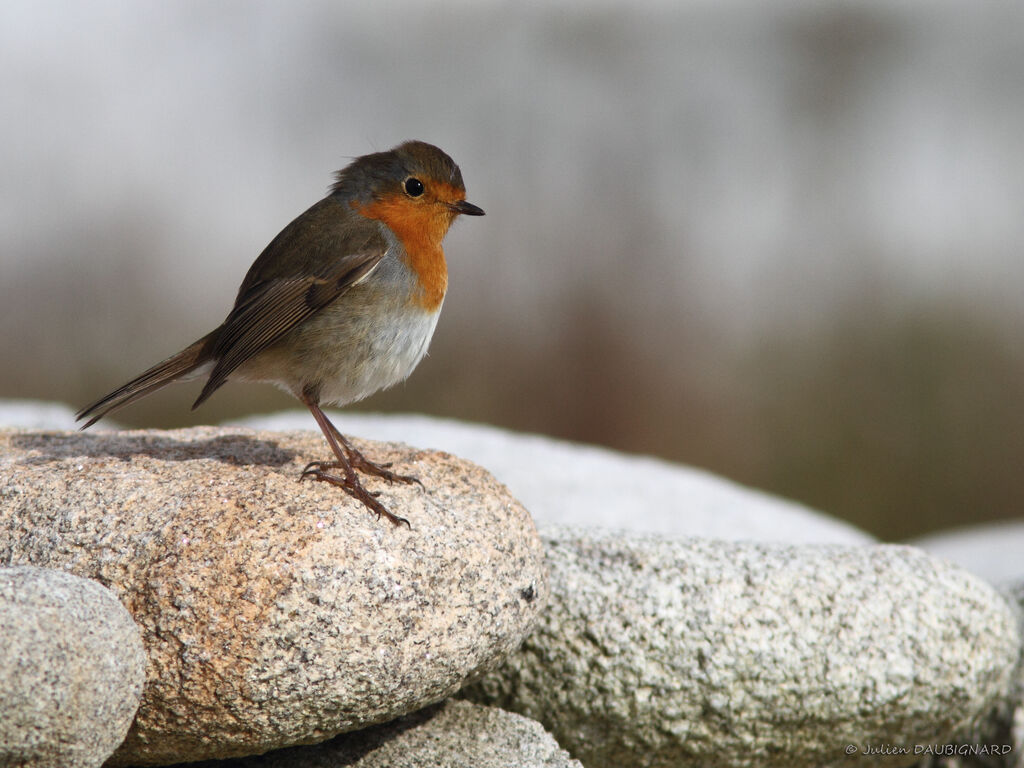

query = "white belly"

[{"left": 313, "top": 305, "right": 442, "bottom": 406}]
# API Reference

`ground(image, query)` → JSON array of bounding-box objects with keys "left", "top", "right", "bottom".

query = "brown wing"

[{"left": 193, "top": 197, "right": 387, "bottom": 407}]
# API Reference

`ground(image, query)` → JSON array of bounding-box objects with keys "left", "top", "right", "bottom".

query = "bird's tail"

[{"left": 76, "top": 331, "right": 217, "bottom": 429}]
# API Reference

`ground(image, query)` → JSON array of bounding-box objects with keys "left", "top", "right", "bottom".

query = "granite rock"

[
  {"left": 188, "top": 699, "right": 584, "bottom": 767},
  {"left": 910, "top": 521, "right": 1024, "bottom": 586},
  {"left": 0, "top": 565, "right": 146, "bottom": 768},
  {"left": 464, "top": 526, "right": 1021, "bottom": 768},
  {"left": 0, "top": 427, "right": 547, "bottom": 765},
  {"left": 235, "top": 410, "right": 875, "bottom": 544},
  {"left": 899, "top": 582, "right": 1022, "bottom": 768},
  {"left": 0, "top": 400, "right": 874, "bottom": 543}
]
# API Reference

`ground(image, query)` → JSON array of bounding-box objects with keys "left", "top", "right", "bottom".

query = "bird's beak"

[{"left": 448, "top": 200, "right": 485, "bottom": 216}]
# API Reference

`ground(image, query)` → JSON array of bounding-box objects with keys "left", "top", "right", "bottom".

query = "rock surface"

[
  {"left": 0, "top": 427, "right": 547, "bottom": 766},
  {"left": 235, "top": 410, "right": 875, "bottom": 544},
  {"left": 0, "top": 400, "right": 874, "bottom": 543},
  {"left": 910, "top": 520, "right": 1024, "bottom": 586},
  {"left": 188, "top": 699, "right": 584, "bottom": 767},
  {"left": 901, "top": 582, "right": 1023, "bottom": 768},
  {"left": 464, "top": 526, "right": 1021, "bottom": 768},
  {"left": 901, "top": 580, "right": 1022, "bottom": 768},
  {"left": 0, "top": 565, "right": 146, "bottom": 768}
]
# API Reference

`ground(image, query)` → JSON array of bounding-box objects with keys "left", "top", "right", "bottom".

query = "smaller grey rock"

[
  {"left": 465, "top": 527, "right": 1021, "bottom": 768},
  {"left": 187, "top": 699, "right": 584, "bottom": 768},
  {"left": 0, "top": 566, "right": 146, "bottom": 768},
  {"left": 901, "top": 702, "right": 1021, "bottom": 768},
  {"left": 903, "top": 582, "right": 1023, "bottom": 768}
]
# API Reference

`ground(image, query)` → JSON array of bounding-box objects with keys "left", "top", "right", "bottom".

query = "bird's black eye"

[{"left": 404, "top": 177, "right": 425, "bottom": 197}]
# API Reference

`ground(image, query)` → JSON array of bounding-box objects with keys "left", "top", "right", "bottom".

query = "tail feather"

[{"left": 76, "top": 332, "right": 217, "bottom": 429}]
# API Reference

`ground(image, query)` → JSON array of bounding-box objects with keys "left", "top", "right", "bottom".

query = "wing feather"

[{"left": 193, "top": 198, "right": 388, "bottom": 407}]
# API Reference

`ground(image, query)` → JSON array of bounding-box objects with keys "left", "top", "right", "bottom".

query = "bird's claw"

[{"left": 299, "top": 461, "right": 409, "bottom": 527}]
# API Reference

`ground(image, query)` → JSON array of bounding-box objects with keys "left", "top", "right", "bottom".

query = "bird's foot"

[
  {"left": 301, "top": 463, "right": 410, "bottom": 528},
  {"left": 343, "top": 445, "right": 424, "bottom": 489},
  {"left": 301, "top": 453, "right": 421, "bottom": 488}
]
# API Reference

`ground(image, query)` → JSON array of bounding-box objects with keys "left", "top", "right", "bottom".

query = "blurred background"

[{"left": 3, "top": 0, "right": 1023, "bottom": 540}]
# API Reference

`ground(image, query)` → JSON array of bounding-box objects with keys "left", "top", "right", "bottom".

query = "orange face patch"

[{"left": 357, "top": 184, "right": 465, "bottom": 312}]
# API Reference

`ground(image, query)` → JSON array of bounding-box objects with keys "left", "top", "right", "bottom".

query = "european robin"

[{"left": 77, "top": 140, "right": 484, "bottom": 527}]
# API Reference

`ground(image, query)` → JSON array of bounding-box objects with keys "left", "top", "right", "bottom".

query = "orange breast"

[{"left": 357, "top": 196, "right": 450, "bottom": 311}]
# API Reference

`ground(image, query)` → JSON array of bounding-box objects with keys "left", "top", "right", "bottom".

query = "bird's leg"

[
  {"left": 328, "top": 421, "right": 423, "bottom": 488},
  {"left": 302, "top": 409, "right": 422, "bottom": 488},
  {"left": 299, "top": 398, "right": 410, "bottom": 528}
]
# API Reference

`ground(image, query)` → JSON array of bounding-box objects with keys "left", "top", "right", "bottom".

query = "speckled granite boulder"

[
  {"left": 237, "top": 410, "right": 875, "bottom": 544},
  {"left": 188, "top": 699, "right": 584, "bottom": 767},
  {"left": 464, "top": 526, "right": 1021, "bottom": 768},
  {"left": 0, "top": 566, "right": 146, "bottom": 768},
  {"left": 898, "top": 581, "right": 1022, "bottom": 768},
  {"left": 0, "top": 428, "right": 547, "bottom": 766},
  {"left": 0, "top": 400, "right": 873, "bottom": 544}
]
